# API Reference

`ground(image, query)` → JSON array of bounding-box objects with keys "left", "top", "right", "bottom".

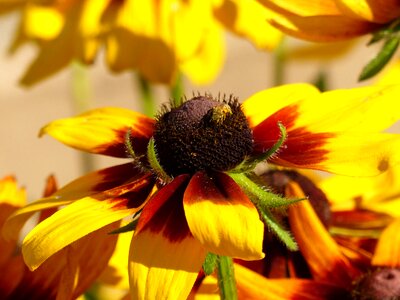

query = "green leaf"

[
  {"left": 359, "top": 35, "right": 400, "bottom": 81},
  {"left": 202, "top": 252, "right": 218, "bottom": 275},
  {"left": 228, "top": 173, "right": 304, "bottom": 208},
  {"left": 258, "top": 207, "right": 298, "bottom": 251}
]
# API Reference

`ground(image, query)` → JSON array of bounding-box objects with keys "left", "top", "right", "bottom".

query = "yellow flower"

[
  {"left": 257, "top": 0, "right": 400, "bottom": 41},
  {"left": 1, "top": 0, "right": 282, "bottom": 86},
  {"left": 0, "top": 175, "right": 119, "bottom": 299},
  {"left": 4, "top": 83, "right": 400, "bottom": 299}
]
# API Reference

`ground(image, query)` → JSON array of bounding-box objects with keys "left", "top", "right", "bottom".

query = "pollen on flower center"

[{"left": 153, "top": 95, "right": 253, "bottom": 177}]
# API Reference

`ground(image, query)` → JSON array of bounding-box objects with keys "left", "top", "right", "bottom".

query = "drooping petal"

[
  {"left": 40, "top": 107, "right": 154, "bottom": 157},
  {"left": 257, "top": 0, "right": 343, "bottom": 17},
  {"left": 0, "top": 256, "right": 25, "bottom": 298},
  {"left": 184, "top": 171, "right": 264, "bottom": 260},
  {"left": 214, "top": 0, "right": 283, "bottom": 50},
  {"left": 3, "top": 163, "right": 143, "bottom": 241},
  {"left": 264, "top": 7, "right": 379, "bottom": 41},
  {"left": 287, "top": 182, "right": 361, "bottom": 289},
  {"left": 242, "top": 83, "right": 320, "bottom": 128},
  {"left": 130, "top": 174, "right": 207, "bottom": 300},
  {"left": 22, "top": 173, "right": 154, "bottom": 271},
  {"left": 372, "top": 218, "right": 400, "bottom": 267},
  {"left": 334, "top": 0, "right": 400, "bottom": 23}
]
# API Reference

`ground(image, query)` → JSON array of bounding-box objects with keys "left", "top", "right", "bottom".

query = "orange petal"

[
  {"left": 40, "top": 107, "right": 154, "bottom": 157},
  {"left": 287, "top": 182, "right": 361, "bottom": 289},
  {"left": 257, "top": 0, "right": 343, "bottom": 17},
  {"left": 130, "top": 174, "right": 207, "bottom": 299},
  {"left": 22, "top": 174, "right": 154, "bottom": 270},
  {"left": 184, "top": 172, "right": 264, "bottom": 260},
  {"left": 372, "top": 218, "right": 400, "bottom": 267}
]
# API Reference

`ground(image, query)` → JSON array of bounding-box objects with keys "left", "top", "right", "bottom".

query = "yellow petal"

[
  {"left": 40, "top": 107, "right": 154, "bottom": 157},
  {"left": 242, "top": 83, "right": 320, "bottom": 128},
  {"left": 334, "top": 0, "right": 400, "bottom": 23},
  {"left": 22, "top": 174, "right": 153, "bottom": 270},
  {"left": 181, "top": 22, "right": 225, "bottom": 85},
  {"left": 23, "top": 4, "right": 64, "bottom": 40},
  {"left": 372, "top": 218, "right": 400, "bottom": 267},
  {"left": 266, "top": 9, "right": 378, "bottom": 41},
  {"left": 184, "top": 172, "right": 264, "bottom": 260},
  {"left": 215, "top": 0, "right": 283, "bottom": 50},
  {"left": 376, "top": 60, "right": 400, "bottom": 86},
  {"left": 130, "top": 174, "right": 206, "bottom": 299},
  {"left": 257, "top": 0, "right": 342, "bottom": 17},
  {"left": 2, "top": 163, "right": 139, "bottom": 241},
  {"left": 0, "top": 175, "right": 26, "bottom": 208},
  {"left": 287, "top": 182, "right": 361, "bottom": 289}
]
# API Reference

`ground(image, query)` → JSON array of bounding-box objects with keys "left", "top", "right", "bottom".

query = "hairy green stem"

[
  {"left": 273, "top": 37, "right": 286, "bottom": 86},
  {"left": 136, "top": 74, "right": 157, "bottom": 117},
  {"left": 170, "top": 73, "right": 184, "bottom": 108},
  {"left": 216, "top": 256, "right": 238, "bottom": 300}
]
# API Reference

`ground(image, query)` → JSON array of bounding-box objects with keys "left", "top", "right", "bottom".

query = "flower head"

[
  {"left": 5, "top": 83, "right": 400, "bottom": 298},
  {"left": 0, "top": 0, "right": 282, "bottom": 86}
]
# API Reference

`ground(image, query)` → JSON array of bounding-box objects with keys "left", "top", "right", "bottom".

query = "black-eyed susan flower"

[
  {"left": 5, "top": 83, "right": 400, "bottom": 299},
  {"left": 0, "top": 0, "right": 282, "bottom": 86},
  {"left": 0, "top": 175, "right": 119, "bottom": 299},
  {"left": 257, "top": 0, "right": 400, "bottom": 42}
]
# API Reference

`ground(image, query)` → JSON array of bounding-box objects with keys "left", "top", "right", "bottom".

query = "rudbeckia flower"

[
  {"left": 0, "top": 175, "right": 118, "bottom": 299},
  {"left": 0, "top": 0, "right": 282, "bottom": 86},
  {"left": 5, "top": 83, "right": 400, "bottom": 299},
  {"left": 257, "top": 0, "right": 400, "bottom": 42}
]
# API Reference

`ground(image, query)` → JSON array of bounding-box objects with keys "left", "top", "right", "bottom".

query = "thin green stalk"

[
  {"left": 170, "top": 73, "right": 184, "bottom": 108},
  {"left": 216, "top": 256, "right": 238, "bottom": 300},
  {"left": 273, "top": 37, "right": 286, "bottom": 86},
  {"left": 136, "top": 74, "right": 157, "bottom": 117},
  {"left": 71, "top": 61, "right": 95, "bottom": 174}
]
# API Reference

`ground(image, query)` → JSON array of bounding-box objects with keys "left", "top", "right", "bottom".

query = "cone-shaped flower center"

[
  {"left": 353, "top": 268, "right": 400, "bottom": 300},
  {"left": 153, "top": 95, "right": 253, "bottom": 177}
]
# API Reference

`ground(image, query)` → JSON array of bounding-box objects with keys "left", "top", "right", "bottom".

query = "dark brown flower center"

[
  {"left": 153, "top": 95, "right": 253, "bottom": 177},
  {"left": 352, "top": 268, "right": 400, "bottom": 300}
]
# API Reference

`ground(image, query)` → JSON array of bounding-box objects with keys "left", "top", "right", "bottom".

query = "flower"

[
  {"left": 5, "top": 83, "right": 400, "bottom": 299},
  {"left": 0, "top": 175, "right": 119, "bottom": 299},
  {"left": 257, "top": 0, "right": 400, "bottom": 41},
  {"left": 0, "top": 0, "right": 282, "bottom": 86},
  {"left": 196, "top": 179, "right": 400, "bottom": 299}
]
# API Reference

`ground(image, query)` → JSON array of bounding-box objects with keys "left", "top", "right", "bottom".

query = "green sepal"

[
  {"left": 228, "top": 173, "right": 304, "bottom": 209},
  {"left": 147, "top": 137, "right": 171, "bottom": 183},
  {"left": 258, "top": 206, "right": 298, "bottom": 251},
  {"left": 202, "top": 252, "right": 218, "bottom": 275},
  {"left": 368, "top": 18, "right": 400, "bottom": 45},
  {"left": 230, "top": 122, "right": 287, "bottom": 174},
  {"left": 109, "top": 218, "right": 139, "bottom": 234},
  {"left": 359, "top": 35, "right": 400, "bottom": 81}
]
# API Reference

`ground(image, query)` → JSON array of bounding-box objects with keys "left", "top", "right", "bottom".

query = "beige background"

[{"left": 0, "top": 13, "right": 381, "bottom": 200}]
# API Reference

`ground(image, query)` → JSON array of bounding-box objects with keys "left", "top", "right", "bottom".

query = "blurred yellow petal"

[
  {"left": 181, "top": 22, "right": 225, "bottom": 85},
  {"left": 267, "top": 11, "right": 379, "bottom": 42},
  {"left": 372, "top": 218, "right": 400, "bottom": 267},
  {"left": 215, "top": 0, "right": 283, "bottom": 50},
  {"left": 0, "top": 175, "right": 26, "bottom": 208},
  {"left": 22, "top": 174, "right": 153, "bottom": 270},
  {"left": 40, "top": 107, "right": 154, "bottom": 157},
  {"left": 334, "top": 0, "right": 400, "bottom": 23},
  {"left": 287, "top": 182, "right": 361, "bottom": 289},
  {"left": 184, "top": 172, "right": 264, "bottom": 260},
  {"left": 242, "top": 83, "right": 320, "bottom": 128},
  {"left": 23, "top": 4, "right": 64, "bottom": 40},
  {"left": 257, "top": 0, "right": 342, "bottom": 17}
]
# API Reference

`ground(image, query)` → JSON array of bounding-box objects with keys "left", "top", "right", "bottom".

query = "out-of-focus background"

[{"left": 0, "top": 13, "right": 380, "bottom": 200}]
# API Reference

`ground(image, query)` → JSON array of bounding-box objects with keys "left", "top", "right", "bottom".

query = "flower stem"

[
  {"left": 216, "top": 256, "right": 238, "bottom": 300},
  {"left": 136, "top": 74, "right": 157, "bottom": 117},
  {"left": 71, "top": 61, "right": 95, "bottom": 174},
  {"left": 170, "top": 73, "right": 184, "bottom": 108},
  {"left": 273, "top": 37, "right": 286, "bottom": 86}
]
